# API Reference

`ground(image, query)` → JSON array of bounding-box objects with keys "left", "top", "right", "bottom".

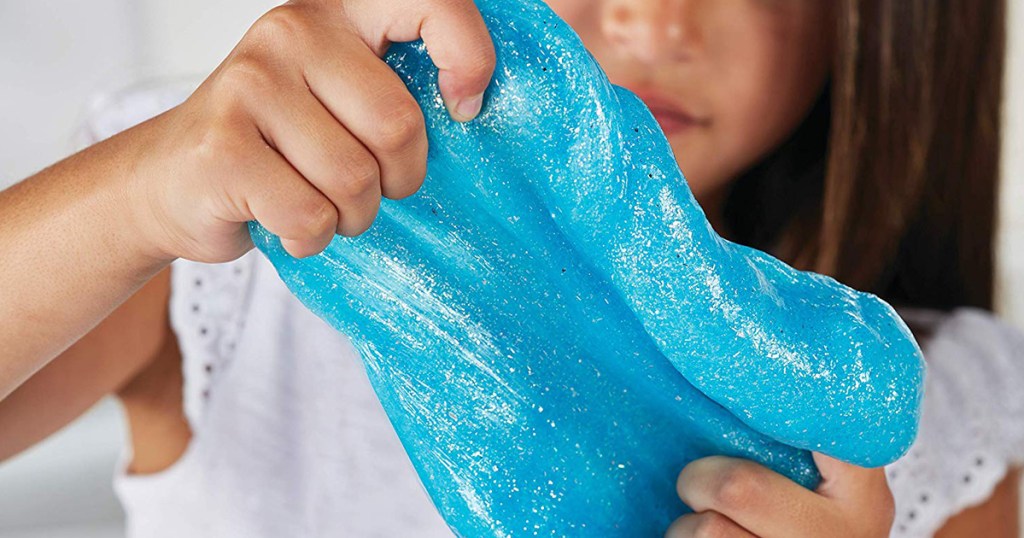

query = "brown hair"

[{"left": 725, "top": 0, "right": 1006, "bottom": 311}]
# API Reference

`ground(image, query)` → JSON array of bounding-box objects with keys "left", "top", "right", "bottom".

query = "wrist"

[
  {"left": 109, "top": 112, "right": 184, "bottom": 269},
  {"left": 73, "top": 115, "right": 181, "bottom": 277}
]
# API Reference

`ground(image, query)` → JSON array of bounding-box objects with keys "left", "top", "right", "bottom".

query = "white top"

[
  {"left": 887, "top": 309, "right": 1024, "bottom": 536},
  {"left": 109, "top": 253, "right": 1024, "bottom": 538},
  {"left": 114, "top": 252, "right": 454, "bottom": 537}
]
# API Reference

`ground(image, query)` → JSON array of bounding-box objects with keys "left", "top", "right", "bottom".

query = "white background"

[{"left": 1, "top": 1, "right": 1022, "bottom": 536}]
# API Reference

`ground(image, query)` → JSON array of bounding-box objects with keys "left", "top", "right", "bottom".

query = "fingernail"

[{"left": 452, "top": 93, "right": 484, "bottom": 122}]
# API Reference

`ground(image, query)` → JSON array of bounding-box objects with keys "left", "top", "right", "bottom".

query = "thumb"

[
  {"left": 347, "top": 0, "right": 496, "bottom": 122},
  {"left": 812, "top": 452, "right": 891, "bottom": 502}
]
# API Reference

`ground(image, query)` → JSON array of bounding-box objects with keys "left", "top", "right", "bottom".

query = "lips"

[{"left": 633, "top": 91, "right": 710, "bottom": 135}]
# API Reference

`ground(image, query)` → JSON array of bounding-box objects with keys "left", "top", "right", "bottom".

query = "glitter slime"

[{"left": 250, "top": 0, "right": 924, "bottom": 535}]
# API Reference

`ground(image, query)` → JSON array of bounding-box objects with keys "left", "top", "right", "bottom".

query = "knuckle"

[
  {"left": 296, "top": 197, "right": 336, "bottom": 238},
  {"left": 709, "top": 461, "right": 762, "bottom": 510},
  {"left": 382, "top": 155, "right": 426, "bottom": 200},
  {"left": 435, "top": 0, "right": 485, "bottom": 24},
  {"left": 465, "top": 43, "right": 497, "bottom": 80},
  {"left": 339, "top": 203, "right": 379, "bottom": 237},
  {"left": 192, "top": 121, "right": 242, "bottom": 169},
  {"left": 218, "top": 54, "right": 276, "bottom": 100},
  {"left": 691, "top": 512, "right": 734, "bottom": 538},
  {"left": 337, "top": 155, "right": 380, "bottom": 200},
  {"left": 432, "top": 0, "right": 495, "bottom": 76},
  {"left": 248, "top": 4, "right": 307, "bottom": 45},
  {"left": 372, "top": 98, "right": 425, "bottom": 153}
]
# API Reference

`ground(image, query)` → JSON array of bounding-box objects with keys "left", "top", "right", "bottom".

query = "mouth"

[{"left": 634, "top": 91, "right": 711, "bottom": 136}]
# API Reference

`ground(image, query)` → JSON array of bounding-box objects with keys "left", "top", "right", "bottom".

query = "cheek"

[
  {"left": 544, "top": 0, "right": 593, "bottom": 25},
  {"left": 667, "top": 46, "right": 805, "bottom": 199},
  {"left": 695, "top": 19, "right": 829, "bottom": 189},
  {"left": 718, "top": 67, "right": 809, "bottom": 171}
]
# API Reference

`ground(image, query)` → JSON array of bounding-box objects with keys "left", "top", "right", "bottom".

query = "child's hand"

[
  {"left": 126, "top": 0, "right": 496, "bottom": 262},
  {"left": 668, "top": 454, "right": 894, "bottom": 537}
]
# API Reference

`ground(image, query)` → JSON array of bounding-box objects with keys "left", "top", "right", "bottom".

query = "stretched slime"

[{"left": 251, "top": 0, "right": 925, "bottom": 535}]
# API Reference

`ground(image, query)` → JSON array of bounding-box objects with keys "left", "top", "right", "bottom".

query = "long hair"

[{"left": 724, "top": 0, "right": 1006, "bottom": 311}]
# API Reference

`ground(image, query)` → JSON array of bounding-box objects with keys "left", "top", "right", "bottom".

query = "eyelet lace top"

[
  {"left": 887, "top": 308, "right": 1024, "bottom": 537},
  {"left": 116, "top": 253, "right": 456, "bottom": 537}
]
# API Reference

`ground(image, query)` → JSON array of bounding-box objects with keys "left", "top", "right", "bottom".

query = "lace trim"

[
  {"left": 887, "top": 308, "right": 1024, "bottom": 537},
  {"left": 169, "top": 252, "right": 258, "bottom": 430}
]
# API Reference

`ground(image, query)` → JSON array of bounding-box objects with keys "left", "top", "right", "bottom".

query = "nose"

[{"left": 600, "top": 0, "right": 697, "bottom": 64}]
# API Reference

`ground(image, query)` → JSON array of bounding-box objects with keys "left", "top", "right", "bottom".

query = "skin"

[{"left": 0, "top": 0, "right": 1015, "bottom": 536}]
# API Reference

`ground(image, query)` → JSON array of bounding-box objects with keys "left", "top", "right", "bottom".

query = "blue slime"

[{"left": 251, "top": 0, "right": 925, "bottom": 535}]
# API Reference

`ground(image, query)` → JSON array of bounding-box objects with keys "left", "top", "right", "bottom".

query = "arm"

[
  {"left": 0, "top": 138, "right": 170, "bottom": 402},
  {"left": 936, "top": 469, "right": 1020, "bottom": 538},
  {"left": 0, "top": 269, "right": 170, "bottom": 461},
  {"left": 0, "top": 0, "right": 496, "bottom": 401}
]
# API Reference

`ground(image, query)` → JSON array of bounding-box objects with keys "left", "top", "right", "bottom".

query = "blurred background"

[{"left": 1, "top": 1, "right": 1023, "bottom": 537}]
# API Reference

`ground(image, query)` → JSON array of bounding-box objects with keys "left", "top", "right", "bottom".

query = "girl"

[{"left": 1, "top": 0, "right": 1019, "bottom": 536}]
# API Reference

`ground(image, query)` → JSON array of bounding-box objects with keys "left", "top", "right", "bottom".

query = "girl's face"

[{"left": 547, "top": 0, "right": 832, "bottom": 216}]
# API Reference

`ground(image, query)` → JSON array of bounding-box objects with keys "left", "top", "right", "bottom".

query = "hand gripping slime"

[{"left": 250, "top": 0, "right": 924, "bottom": 535}]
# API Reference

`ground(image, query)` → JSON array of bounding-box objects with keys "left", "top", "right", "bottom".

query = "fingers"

[
  {"left": 346, "top": 0, "right": 497, "bottom": 121},
  {"left": 238, "top": 141, "right": 338, "bottom": 259},
  {"left": 417, "top": 0, "right": 496, "bottom": 120},
  {"left": 300, "top": 28, "right": 428, "bottom": 200},
  {"left": 676, "top": 456, "right": 836, "bottom": 538},
  {"left": 665, "top": 512, "right": 756, "bottom": 538},
  {"left": 168, "top": 0, "right": 495, "bottom": 262},
  {"left": 252, "top": 83, "right": 383, "bottom": 237},
  {"left": 813, "top": 453, "right": 894, "bottom": 522}
]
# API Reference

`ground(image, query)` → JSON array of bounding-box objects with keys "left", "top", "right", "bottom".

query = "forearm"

[
  {"left": 0, "top": 122, "right": 171, "bottom": 400},
  {"left": 0, "top": 269, "right": 170, "bottom": 461}
]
